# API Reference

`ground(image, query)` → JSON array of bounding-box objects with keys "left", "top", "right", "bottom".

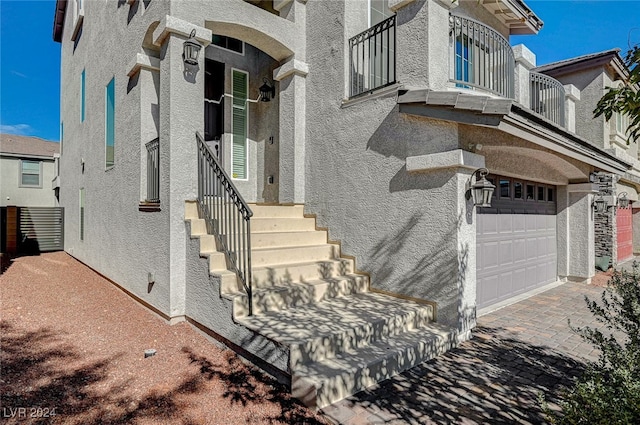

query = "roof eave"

[{"left": 53, "top": 0, "right": 67, "bottom": 43}]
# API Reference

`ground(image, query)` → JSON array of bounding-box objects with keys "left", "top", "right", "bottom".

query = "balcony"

[
  {"left": 449, "top": 15, "right": 515, "bottom": 99},
  {"left": 349, "top": 15, "right": 396, "bottom": 98},
  {"left": 529, "top": 72, "right": 565, "bottom": 127}
]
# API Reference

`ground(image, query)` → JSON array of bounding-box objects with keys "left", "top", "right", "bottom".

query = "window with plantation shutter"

[
  {"left": 232, "top": 69, "right": 248, "bottom": 179},
  {"left": 79, "top": 188, "right": 85, "bottom": 241}
]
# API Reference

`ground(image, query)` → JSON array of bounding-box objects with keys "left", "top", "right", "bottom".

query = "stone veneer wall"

[{"left": 593, "top": 172, "right": 616, "bottom": 266}]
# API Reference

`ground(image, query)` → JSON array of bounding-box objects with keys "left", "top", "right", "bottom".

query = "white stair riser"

[
  {"left": 252, "top": 245, "right": 339, "bottom": 267},
  {"left": 251, "top": 218, "right": 316, "bottom": 233},
  {"left": 251, "top": 231, "right": 327, "bottom": 249},
  {"left": 208, "top": 253, "right": 227, "bottom": 271},
  {"left": 185, "top": 201, "right": 200, "bottom": 220},
  {"left": 249, "top": 205, "right": 306, "bottom": 218},
  {"left": 191, "top": 219, "right": 208, "bottom": 236},
  {"left": 251, "top": 259, "right": 355, "bottom": 289},
  {"left": 232, "top": 276, "right": 369, "bottom": 318}
]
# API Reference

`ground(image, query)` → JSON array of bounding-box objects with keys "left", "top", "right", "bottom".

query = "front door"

[{"left": 205, "top": 59, "right": 225, "bottom": 160}]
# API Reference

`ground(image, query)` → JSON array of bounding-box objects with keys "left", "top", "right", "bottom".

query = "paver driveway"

[{"left": 322, "top": 281, "right": 610, "bottom": 424}]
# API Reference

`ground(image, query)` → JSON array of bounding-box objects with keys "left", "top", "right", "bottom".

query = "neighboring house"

[
  {"left": 0, "top": 134, "right": 60, "bottom": 207},
  {"left": 534, "top": 50, "right": 640, "bottom": 267},
  {"left": 52, "top": 0, "right": 632, "bottom": 408},
  {"left": 0, "top": 134, "right": 62, "bottom": 255}
]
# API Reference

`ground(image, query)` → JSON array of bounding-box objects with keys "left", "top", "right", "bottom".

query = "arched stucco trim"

[
  {"left": 482, "top": 145, "right": 589, "bottom": 184},
  {"left": 204, "top": 21, "right": 294, "bottom": 62}
]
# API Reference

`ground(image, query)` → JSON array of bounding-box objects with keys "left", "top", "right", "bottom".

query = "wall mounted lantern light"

[
  {"left": 618, "top": 192, "right": 630, "bottom": 209},
  {"left": 467, "top": 168, "right": 495, "bottom": 208},
  {"left": 593, "top": 194, "right": 608, "bottom": 213},
  {"left": 259, "top": 78, "right": 276, "bottom": 102},
  {"left": 183, "top": 29, "right": 203, "bottom": 66}
]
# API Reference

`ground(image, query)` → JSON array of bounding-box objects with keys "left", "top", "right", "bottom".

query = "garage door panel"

[
  {"left": 481, "top": 241, "right": 499, "bottom": 270},
  {"left": 477, "top": 213, "right": 557, "bottom": 310},
  {"left": 513, "top": 238, "right": 526, "bottom": 263},
  {"left": 513, "top": 214, "right": 526, "bottom": 233},
  {"left": 499, "top": 240, "right": 513, "bottom": 264},
  {"left": 512, "top": 268, "right": 527, "bottom": 293},
  {"left": 498, "top": 215, "right": 512, "bottom": 234}
]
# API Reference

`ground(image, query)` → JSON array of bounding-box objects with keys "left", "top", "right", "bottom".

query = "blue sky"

[{"left": 0, "top": 0, "right": 639, "bottom": 143}]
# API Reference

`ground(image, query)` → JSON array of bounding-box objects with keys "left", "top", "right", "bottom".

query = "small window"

[
  {"left": 79, "top": 188, "right": 85, "bottom": 241},
  {"left": 105, "top": 77, "right": 115, "bottom": 168},
  {"left": 499, "top": 179, "right": 510, "bottom": 198},
  {"left": 514, "top": 181, "right": 523, "bottom": 200},
  {"left": 547, "top": 188, "right": 554, "bottom": 203},
  {"left": 526, "top": 184, "right": 535, "bottom": 200},
  {"left": 81, "top": 69, "right": 86, "bottom": 122},
  {"left": 20, "top": 160, "right": 41, "bottom": 187},
  {"left": 537, "top": 186, "right": 545, "bottom": 201},
  {"left": 212, "top": 35, "right": 244, "bottom": 55},
  {"left": 370, "top": 0, "right": 392, "bottom": 26}
]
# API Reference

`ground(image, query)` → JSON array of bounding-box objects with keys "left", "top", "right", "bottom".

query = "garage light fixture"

[
  {"left": 618, "top": 192, "right": 630, "bottom": 209},
  {"left": 183, "top": 29, "right": 203, "bottom": 66},
  {"left": 467, "top": 168, "right": 495, "bottom": 208},
  {"left": 593, "top": 194, "right": 608, "bottom": 213}
]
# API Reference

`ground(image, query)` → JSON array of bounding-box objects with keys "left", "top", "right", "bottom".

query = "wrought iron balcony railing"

[
  {"left": 349, "top": 15, "right": 396, "bottom": 98},
  {"left": 449, "top": 15, "right": 515, "bottom": 99},
  {"left": 530, "top": 72, "right": 565, "bottom": 127}
]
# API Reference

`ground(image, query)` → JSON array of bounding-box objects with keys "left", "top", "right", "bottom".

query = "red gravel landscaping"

[{"left": 0, "top": 252, "right": 329, "bottom": 425}]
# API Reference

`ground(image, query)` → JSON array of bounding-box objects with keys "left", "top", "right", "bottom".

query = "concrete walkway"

[{"left": 322, "top": 279, "right": 613, "bottom": 424}]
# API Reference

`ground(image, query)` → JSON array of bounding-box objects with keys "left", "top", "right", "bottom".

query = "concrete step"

[
  {"left": 250, "top": 259, "right": 355, "bottom": 289},
  {"left": 190, "top": 218, "right": 208, "bottom": 236},
  {"left": 185, "top": 201, "right": 200, "bottom": 220},
  {"left": 227, "top": 274, "right": 369, "bottom": 317},
  {"left": 251, "top": 244, "right": 339, "bottom": 267},
  {"left": 251, "top": 217, "right": 316, "bottom": 233},
  {"left": 292, "top": 324, "right": 455, "bottom": 409},
  {"left": 251, "top": 230, "right": 327, "bottom": 249},
  {"left": 237, "top": 292, "right": 434, "bottom": 369},
  {"left": 249, "top": 204, "right": 306, "bottom": 219}
]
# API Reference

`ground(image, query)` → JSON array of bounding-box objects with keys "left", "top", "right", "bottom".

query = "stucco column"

[
  {"left": 154, "top": 17, "right": 211, "bottom": 320},
  {"left": 563, "top": 183, "right": 598, "bottom": 280},
  {"left": 454, "top": 168, "right": 478, "bottom": 340},
  {"left": 513, "top": 44, "right": 536, "bottom": 108},
  {"left": 564, "top": 84, "right": 580, "bottom": 133},
  {"left": 394, "top": 0, "right": 456, "bottom": 89},
  {"left": 274, "top": 59, "right": 308, "bottom": 204}
]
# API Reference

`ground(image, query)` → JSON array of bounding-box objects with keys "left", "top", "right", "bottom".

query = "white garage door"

[{"left": 476, "top": 176, "right": 558, "bottom": 310}]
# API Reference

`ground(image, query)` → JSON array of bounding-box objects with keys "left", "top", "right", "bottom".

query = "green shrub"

[{"left": 546, "top": 264, "right": 640, "bottom": 424}]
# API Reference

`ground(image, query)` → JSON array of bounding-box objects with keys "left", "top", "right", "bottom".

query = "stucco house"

[
  {"left": 52, "top": 0, "right": 632, "bottom": 408},
  {"left": 0, "top": 134, "right": 60, "bottom": 208},
  {"left": 0, "top": 134, "right": 61, "bottom": 256},
  {"left": 533, "top": 49, "right": 640, "bottom": 267}
]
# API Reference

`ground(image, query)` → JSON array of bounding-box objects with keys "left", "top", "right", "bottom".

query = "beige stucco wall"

[{"left": 0, "top": 156, "right": 57, "bottom": 207}]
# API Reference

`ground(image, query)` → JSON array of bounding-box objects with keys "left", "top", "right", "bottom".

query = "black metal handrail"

[
  {"left": 196, "top": 132, "right": 253, "bottom": 315},
  {"left": 146, "top": 138, "right": 160, "bottom": 203},
  {"left": 530, "top": 72, "right": 566, "bottom": 127},
  {"left": 449, "top": 14, "right": 515, "bottom": 99},
  {"left": 349, "top": 15, "right": 396, "bottom": 98}
]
